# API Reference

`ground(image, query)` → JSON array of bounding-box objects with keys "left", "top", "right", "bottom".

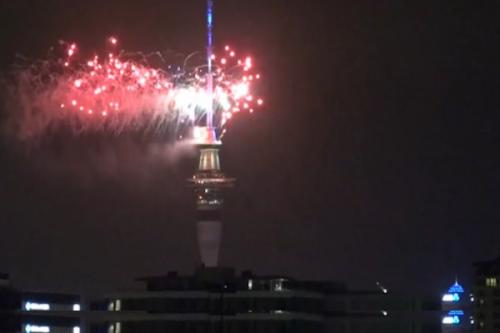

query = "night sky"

[{"left": 1, "top": 0, "right": 499, "bottom": 297}]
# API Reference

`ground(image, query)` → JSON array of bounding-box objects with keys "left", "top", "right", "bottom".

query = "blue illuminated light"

[
  {"left": 448, "top": 310, "right": 464, "bottom": 316},
  {"left": 448, "top": 281, "right": 465, "bottom": 293}
]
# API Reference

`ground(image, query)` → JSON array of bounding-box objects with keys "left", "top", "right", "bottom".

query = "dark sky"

[{"left": 0, "top": 0, "right": 499, "bottom": 297}]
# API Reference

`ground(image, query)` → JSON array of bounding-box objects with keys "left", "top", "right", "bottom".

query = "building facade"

[
  {"left": 86, "top": 267, "right": 442, "bottom": 333},
  {"left": 473, "top": 256, "right": 500, "bottom": 332},
  {"left": 89, "top": 267, "right": 327, "bottom": 333},
  {"left": 326, "top": 290, "right": 441, "bottom": 333},
  {"left": 0, "top": 273, "right": 81, "bottom": 333},
  {"left": 441, "top": 280, "right": 473, "bottom": 333}
]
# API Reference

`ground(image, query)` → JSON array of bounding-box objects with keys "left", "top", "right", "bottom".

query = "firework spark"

[{"left": 6, "top": 38, "right": 263, "bottom": 141}]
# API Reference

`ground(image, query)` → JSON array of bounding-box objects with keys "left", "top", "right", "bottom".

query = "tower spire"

[{"left": 206, "top": 0, "right": 214, "bottom": 129}]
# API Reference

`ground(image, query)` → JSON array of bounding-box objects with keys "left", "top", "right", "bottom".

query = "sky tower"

[{"left": 187, "top": 0, "right": 234, "bottom": 267}]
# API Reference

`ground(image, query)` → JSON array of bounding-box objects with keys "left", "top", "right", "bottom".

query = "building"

[
  {"left": 441, "top": 279, "right": 473, "bottom": 333},
  {"left": 326, "top": 288, "right": 441, "bottom": 333},
  {"left": 89, "top": 267, "right": 327, "bottom": 333},
  {"left": 86, "top": 267, "right": 442, "bottom": 333},
  {"left": 473, "top": 255, "right": 500, "bottom": 332},
  {"left": 0, "top": 273, "right": 81, "bottom": 333}
]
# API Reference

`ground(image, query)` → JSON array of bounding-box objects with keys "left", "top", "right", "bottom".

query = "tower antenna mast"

[{"left": 206, "top": 0, "right": 214, "bottom": 129}]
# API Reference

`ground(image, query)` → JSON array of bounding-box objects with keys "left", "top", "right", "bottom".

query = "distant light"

[
  {"left": 448, "top": 281, "right": 465, "bottom": 293},
  {"left": 448, "top": 310, "right": 464, "bottom": 316},
  {"left": 25, "top": 302, "right": 50, "bottom": 311},
  {"left": 442, "top": 316, "right": 460, "bottom": 325},
  {"left": 486, "top": 277, "right": 497, "bottom": 288},
  {"left": 25, "top": 325, "right": 50, "bottom": 333},
  {"left": 376, "top": 281, "right": 389, "bottom": 294},
  {"left": 115, "top": 299, "right": 122, "bottom": 311},
  {"left": 381, "top": 310, "right": 388, "bottom": 316},
  {"left": 442, "top": 293, "right": 460, "bottom": 302},
  {"left": 109, "top": 37, "right": 118, "bottom": 45},
  {"left": 73, "top": 304, "right": 81, "bottom": 311},
  {"left": 73, "top": 327, "right": 80, "bottom": 333},
  {"left": 248, "top": 279, "right": 253, "bottom": 290}
]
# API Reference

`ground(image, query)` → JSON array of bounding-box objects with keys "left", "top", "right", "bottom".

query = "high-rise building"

[{"left": 473, "top": 255, "right": 500, "bottom": 332}]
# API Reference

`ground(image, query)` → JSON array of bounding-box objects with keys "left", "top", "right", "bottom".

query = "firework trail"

[{"left": 3, "top": 37, "right": 263, "bottom": 141}]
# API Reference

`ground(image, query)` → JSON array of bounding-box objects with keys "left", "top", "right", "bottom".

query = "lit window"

[
  {"left": 248, "top": 279, "right": 253, "bottom": 290},
  {"left": 24, "top": 325, "right": 50, "bottom": 333},
  {"left": 73, "top": 327, "right": 80, "bottom": 333},
  {"left": 115, "top": 299, "right": 121, "bottom": 311},
  {"left": 72, "top": 304, "right": 81, "bottom": 311},
  {"left": 271, "top": 279, "right": 286, "bottom": 292},
  {"left": 24, "top": 302, "right": 50, "bottom": 311},
  {"left": 486, "top": 277, "right": 497, "bottom": 288}
]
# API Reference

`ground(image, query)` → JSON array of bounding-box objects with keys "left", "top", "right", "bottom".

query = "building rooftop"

[
  {"left": 135, "top": 266, "right": 347, "bottom": 294},
  {"left": 474, "top": 255, "right": 500, "bottom": 275},
  {"left": 447, "top": 281, "right": 464, "bottom": 294}
]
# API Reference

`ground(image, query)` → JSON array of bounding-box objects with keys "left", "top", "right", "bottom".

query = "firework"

[{"left": 7, "top": 38, "right": 263, "bottom": 140}]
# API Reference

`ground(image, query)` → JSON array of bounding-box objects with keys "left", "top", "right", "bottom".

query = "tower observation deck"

[{"left": 188, "top": 126, "right": 234, "bottom": 267}]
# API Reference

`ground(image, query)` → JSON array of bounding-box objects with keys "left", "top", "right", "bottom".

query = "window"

[
  {"left": 115, "top": 299, "right": 121, "bottom": 311},
  {"left": 486, "top": 277, "right": 498, "bottom": 288},
  {"left": 271, "top": 279, "right": 286, "bottom": 292}
]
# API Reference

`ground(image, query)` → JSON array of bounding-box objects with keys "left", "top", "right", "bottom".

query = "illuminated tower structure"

[
  {"left": 186, "top": 0, "right": 234, "bottom": 267},
  {"left": 188, "top": 126, "right": 234, "bottom": 267}
]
